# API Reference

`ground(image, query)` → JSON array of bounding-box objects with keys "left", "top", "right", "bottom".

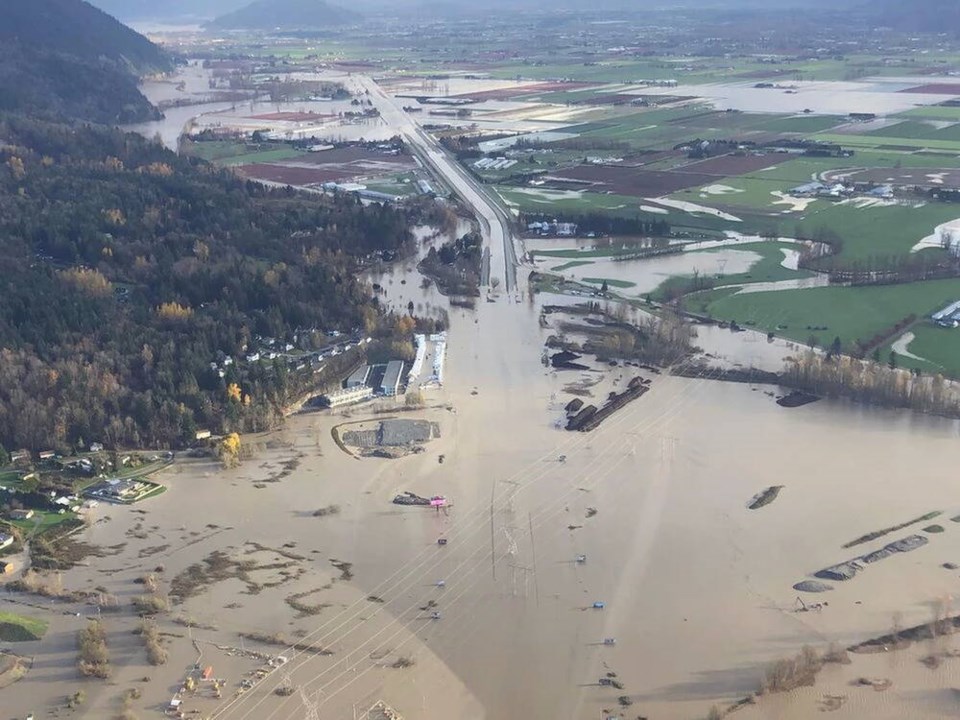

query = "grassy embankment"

[{"left": 0, "top": 612, "right": 49, "bottom": 642}]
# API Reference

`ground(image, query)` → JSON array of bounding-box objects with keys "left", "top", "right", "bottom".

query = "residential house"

[
  {"left": 0, "top": 533, "right": 13, "bottom": 550},
  {"left": 10, "top": 509, "right": 34, "bottom": 520}
]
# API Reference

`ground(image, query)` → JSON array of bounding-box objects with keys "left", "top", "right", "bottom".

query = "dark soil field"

[
  {"left": 614, "top": 150, "right": 681, "bottom": 167},
  {"left": 678, "top": 153, "right": 786, "bottom": 175},
  {"left": 239, "top": 164, "right": 342, "bottom": 185},
  {"left": 452, "top": 81, "right": 596, "bottom": 101},
  {"left": 239, "top": 147, "right": 417, "bottom": 187},
  {"left": 899, "top": 84, "right": 960, "bottom": 95},
  {"left": 295, "top": 147, "right": 416, "bottom": 168},
  {"left": 545, "top": 150, "right": 783, "bottom": 196},
  {"left": 547, "top": 165, "right": 714, "bottom": 195}
]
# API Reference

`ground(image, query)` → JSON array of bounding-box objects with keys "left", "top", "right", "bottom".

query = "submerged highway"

[{"left": 355, "top": 75, "right": 520, "bottom": 293}]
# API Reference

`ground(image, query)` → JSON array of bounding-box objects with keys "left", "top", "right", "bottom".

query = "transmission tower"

[{"left": 300, "top": 685, "right": 320, "bottom": 720}]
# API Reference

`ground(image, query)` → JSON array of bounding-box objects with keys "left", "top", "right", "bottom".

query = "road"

[{"left": 354, "top": 76, "right": 520, "bottom": 293}]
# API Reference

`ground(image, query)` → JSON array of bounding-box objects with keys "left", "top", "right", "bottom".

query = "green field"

[
  {"left": 363, "top": 172, "right": 422, "bottom": 197},
  {"left": 774, "top": 201, "right": 960, "bottom": 261},
  {"left": 497, "top": 186, "right": 641, "bottom": 214},
  {"left": 674, "top": 177, "right": 797, "bottom": 210},
  {"left": 899, "top": 106, "right": 960, "bottom": 121},
  {"left": 750, "top": 151, "right": 960, "bottom": 184},
  {"left": 7, "top": 510, "right": 79, "bottom": 535},
  {"left": 565, "top": 106, "right": 787, "bottom": 149},
  {"left": 669, "top": 177, "right": 960, "bottom": 262},
  {"left": 533, "top": 246, "right": 650, "bottom": 260},
  {"left": 500, "top": 187, "right": 737, "bottom": 235},
  {"left": 184, "top": 140, "right": 306, "bottom": 166},
  {"left": 814, "top": 132, "right": 960, "bottom": 153},
  {"left": 864, "top": 120, "right": 960, "bottom": 143},
  {"left": 755, "top": 115, "right": 846, "bottom": 133},
  {"left": 698, "top": 278, "right": 960, "bottom": 349},
  {"left": 581, "top": 277, "right": 636, "bottom": 288},
  {"left": 883, "top": 322, "right": 960, "bottom": 376},
  {"left": 703, "top": 242, "right": 813, "bottom": 284},
  {"left": 0, "top": 612, "right": 48, "bottom": 642},
  {"left": 550, "top": 260, "right": 594, "bottom": 271},
  {"left": 652, "top": 242, "right": 811, "bottom": 301}
]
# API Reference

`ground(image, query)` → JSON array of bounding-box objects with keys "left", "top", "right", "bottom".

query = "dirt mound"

[
  {"left": 815, "top": 561, "right": 862, "bottom": 582},
  {"left": 748, "top": 486, "right": 783, "bottom": 509},
  {"left": 793, "top": 580, "right": 833, "bottom": 593}
]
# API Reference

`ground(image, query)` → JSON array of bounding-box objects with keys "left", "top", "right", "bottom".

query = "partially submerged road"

[{"left": 356, "top": 75, "right": 520, "bottom": 293}]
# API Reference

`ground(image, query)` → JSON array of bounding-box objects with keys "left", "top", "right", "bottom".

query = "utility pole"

[
  {"left": 528, "top": 512, "right": 540, "bottom": 608},
  {"left": 490, "top": 482, "right": 496, "bottom": 581}
]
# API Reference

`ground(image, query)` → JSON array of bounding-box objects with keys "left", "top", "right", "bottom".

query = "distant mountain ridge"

[
  {"left": 3, "top": 0, "right": 172, "bottom": 73},
  {"left": 88, "top": 0, "right": 247, "bottom": 21},
  {"left": 866, "top": 0, "right": 960, "bottom": 33},
  {"left": 0, "top": 0, "right": 173, "bottom": 124},
  {"left": 208, "top": 0, "right": 360, "bottom": 30}
]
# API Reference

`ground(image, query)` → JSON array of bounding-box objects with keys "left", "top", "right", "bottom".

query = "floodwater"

[
  {"left": 124, "top": 61, "right": 245, "bottom": 150},
  {"left": 6, "top": 231, "right": 960, "bottom": 720},
  {"left": 18, "top": 69, "right": 960, "bottom": 720},
  {"left": 536, "top": 248, "right": 762, "bottom": 294},
  {"left": 326, "top": 256, "right": 960, "bottom": 720},
  {"left": 628, "top": 79, "right": 957, "bottom": 116}
]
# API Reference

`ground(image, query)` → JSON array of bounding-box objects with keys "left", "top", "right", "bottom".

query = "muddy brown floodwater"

[{"left": 11, "top": 81, "right": 960, "bottom": 720}]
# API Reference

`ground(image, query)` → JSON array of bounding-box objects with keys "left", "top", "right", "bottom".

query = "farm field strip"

[{"left": 697, "top": 278, "right": 960, "bottom": 349}]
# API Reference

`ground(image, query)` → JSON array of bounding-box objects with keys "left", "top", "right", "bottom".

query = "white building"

[{"left": 324, "top": 386, "right": 373, "bottom": 408}]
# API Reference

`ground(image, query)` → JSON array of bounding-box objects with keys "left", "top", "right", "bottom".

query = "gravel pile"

[{"left": 380, "top": 419, "right": 439, "bottom": 446}]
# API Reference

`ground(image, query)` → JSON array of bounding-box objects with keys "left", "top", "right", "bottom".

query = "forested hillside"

[
  {"left": 0, "top": 115, "right": 421, "bottom": 452},
  {"left": 0, "top": 0, "right": 173, "bottom": 123}
]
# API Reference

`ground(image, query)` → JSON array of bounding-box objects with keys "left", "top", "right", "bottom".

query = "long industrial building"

[{"left": 380, "top": 360, "right": 404, "bottom": 396}]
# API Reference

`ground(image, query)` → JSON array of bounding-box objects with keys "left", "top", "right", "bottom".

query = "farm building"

[
  {"left": 324, "top": 386, "right": 373, "bottom": 408},
  {"left": 346, "top": 364, "right": 371, "bottom": 389},
  {"left": 932, "top": 300, "right": 960, "bottom": 328},
  {"left": 84, "top": 478, "right": 153, "bottom": 503},
  {"left": 9, "top": 509, "right": 34, "bottom": 520},
  {"left": 790, "top": 181, "right": 825, "bottom": 196},
  {"left": 381, "top": 360, "right": 405, "bottom": 396}
]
